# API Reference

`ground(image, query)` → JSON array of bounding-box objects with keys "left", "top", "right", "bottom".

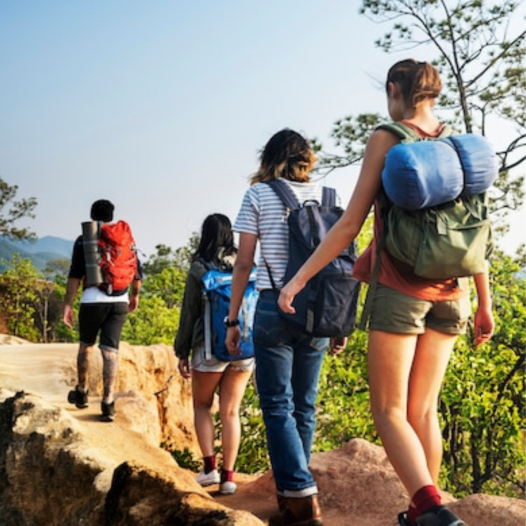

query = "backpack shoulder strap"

[
  {"left": 377, "top": 121, "right": 455, "bottom": 142},
  {"left": 437, "top": 124, "right": 454, "bottom": 138},
  {"left": 322, "top": 186, "right": 336, "bottom": 207},
  {"left": 376, "top": 121, "right": 420, "bottom": 142},
  {"left": 266, "top": 179, "right": 301, "bottom": 210}
]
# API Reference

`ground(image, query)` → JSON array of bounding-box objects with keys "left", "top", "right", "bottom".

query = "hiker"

[
  {"left": 63, "top": 199, "right": 142, "bottom": 422},
  {"left": 225, "top": 129, "right": 346, "bottom": 526},
  {"left": 174, "top": 213, "right": 254, "bottom": 496},
  {"left": 278, "top": 60, "right": 494, "bottom": 526}
]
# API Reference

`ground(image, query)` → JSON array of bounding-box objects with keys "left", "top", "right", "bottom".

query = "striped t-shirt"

[{"left": 233, "top": 179, "right": 335, "bottom": 291}]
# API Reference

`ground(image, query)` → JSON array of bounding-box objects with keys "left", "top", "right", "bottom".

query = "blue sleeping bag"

[{"left": 381, "top": 126, "right": 498, "bottom": 210}]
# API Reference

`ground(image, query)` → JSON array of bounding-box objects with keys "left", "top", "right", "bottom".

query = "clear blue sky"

[{"left": 1, "top": 0, "right": 523, "bottom": 258}]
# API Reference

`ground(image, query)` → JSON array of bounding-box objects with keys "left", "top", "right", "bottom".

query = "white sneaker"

[
  {"left": 219, "top": 480, "right": 237, "bottom": 495},
  {"left": 196, "top": 469, "right": 220, "bottom": 486}
]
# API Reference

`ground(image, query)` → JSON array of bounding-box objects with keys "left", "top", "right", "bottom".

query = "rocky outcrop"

[
  {"left": 0, "top": 388, "right": 262, "bottom": 526},
  {"left": 0, "top": 340, "right": 524, "bottom": 526}
]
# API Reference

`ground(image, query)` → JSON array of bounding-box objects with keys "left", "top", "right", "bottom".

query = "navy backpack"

[{"left": 265, "top": 179, "right": 360, "bottom": 338}]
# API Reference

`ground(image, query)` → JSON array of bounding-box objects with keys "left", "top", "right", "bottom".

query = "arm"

[
  {"left": 63, "top": 277, "right": 81, "bottom": 329},
  {"left": 225, "top": 232, "right": 258, "bottom": 355},
  {"left": 278, "top": 130, "right": 397, "bottom": 313},
  {"left": 177, "top": 358, "right": 191, "bottom": 379},
  {"left": 473, "top": 266, "right": 494, "bottom": 347},
  {"left": 174, "top": 263, "right": 205, "bottom": 360},
  {"left": 128, "top": 279, "right": 141, "bottom": 313}
]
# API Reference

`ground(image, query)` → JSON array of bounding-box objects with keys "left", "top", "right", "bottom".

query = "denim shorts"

[
  {"left": 369, "top": 284, "right": 471, "bottom": 335},
  {"left": 191, "top": 343, "right": 255, "bottom": 373},
  {"left": 78, "top": 302, "right": 129, "bottom": 351}
]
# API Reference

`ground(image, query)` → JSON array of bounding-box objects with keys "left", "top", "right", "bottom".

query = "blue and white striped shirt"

[{"left": 234, "top": 179, "right": 336, "bottom": 291}]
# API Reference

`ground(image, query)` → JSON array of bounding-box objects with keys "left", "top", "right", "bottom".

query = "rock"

[
  {"left": 0, "top": 340, "right": 524, "bottom": 526},
  {"left": 0, "top": 388, "right": 263, "bottom": 526}
]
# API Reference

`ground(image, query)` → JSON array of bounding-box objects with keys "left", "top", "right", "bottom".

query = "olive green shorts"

[{"left": 368, "top": 284, "right": 471, "bottom": 335}]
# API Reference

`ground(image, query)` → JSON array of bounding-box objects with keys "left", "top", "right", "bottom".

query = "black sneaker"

[
  {"left": 67, "top": 387, "right": 88, "bottom": 409},
  {"left": 416, "top": 506, "right": 467, "bottom": 526},
  {"left": 101, "top": 401, "right": 116, "bottom": 422},
  {"left": 398, "top": 511, "right": 412, "bottom": 526}
]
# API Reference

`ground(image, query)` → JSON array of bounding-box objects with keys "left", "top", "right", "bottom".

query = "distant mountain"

[{"left": 0, "top": 236, "right": 74, "bottom": 272}]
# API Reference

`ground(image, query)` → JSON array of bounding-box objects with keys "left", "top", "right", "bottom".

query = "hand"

[
  {"left": 278, "top": 277, "right": 306, "bottom": 314},
  {"left": 128, "top": 295, "right": 139, "bottom": 313},
  {"left": 177, "top": 358, "right": 191, "bottom": 379},
  {"left": 63, "top": 304, "right": 75, "bottom": 329},
  {"left": 330, "top": 336, "right": 347, "bottom": 355},
  {"left": 225, "top": 325, "right": 242, "bottom": 356},
  {"left": 474, "top": 305, "right": 494, "bottom": 347}
]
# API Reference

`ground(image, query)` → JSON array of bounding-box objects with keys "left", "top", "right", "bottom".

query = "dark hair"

[
  {"left": 90, "top": 199, "right": 114, "bottom": 222},
  {"left": 250, "top": 128, "right": 317, "bottom": 185},
  {"left": 386, "top": 59, "right": 442, "bottom": 109},
  {"left": 193, "top": 213, "right": 236, "bottom": 263}
]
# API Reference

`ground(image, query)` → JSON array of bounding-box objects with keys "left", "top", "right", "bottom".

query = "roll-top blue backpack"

[{"left": 201, "top": 265, "right": 258, "bottom": 361}]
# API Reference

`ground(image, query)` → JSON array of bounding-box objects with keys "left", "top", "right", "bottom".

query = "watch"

[{"left": 223, "top": 317, "right": 240, "bottom": 328}]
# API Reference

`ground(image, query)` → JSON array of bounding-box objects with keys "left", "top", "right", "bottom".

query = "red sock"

[
  {"left": 221, "top": 469, "right": 234, "bottom": 483},
  {"left": 406, "top": 504, "right": 418, "bottom": 525},
  {"left": 203, "top": 455, "right": 216, "bottom": 474},
  {"left": 408, "top": 485, "right": 441, "bottom": 523}
]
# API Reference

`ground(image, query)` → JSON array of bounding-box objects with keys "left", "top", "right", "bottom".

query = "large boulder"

[{"left": 0, "top": 388, "right": 262, "bottom": 526}]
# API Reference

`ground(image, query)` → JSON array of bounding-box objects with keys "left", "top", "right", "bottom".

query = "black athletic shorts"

[{"left": 78, "top": 302, "right": 128, "bottom": 351}]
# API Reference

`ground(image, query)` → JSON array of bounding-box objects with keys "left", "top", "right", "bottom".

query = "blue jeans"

[{"left": 253, "top": 290, "right": 328, "bottom": 496}]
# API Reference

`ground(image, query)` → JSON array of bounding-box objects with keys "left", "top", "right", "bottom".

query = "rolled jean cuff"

[{"left": 278, "top": 485, "right": 318, "bottom": 498}]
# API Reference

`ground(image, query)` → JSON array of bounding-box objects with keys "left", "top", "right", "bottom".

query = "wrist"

[{"left": 223, "top": 317, "right": 240, "bottom": 328}]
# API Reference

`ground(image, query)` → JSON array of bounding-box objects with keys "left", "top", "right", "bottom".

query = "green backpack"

[{"left": 359, "top": 123, "right": 494, "bottom": 329}]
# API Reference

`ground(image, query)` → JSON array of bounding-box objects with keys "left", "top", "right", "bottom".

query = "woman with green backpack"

[{"left": 278, "top": 59, "right": 494, "bottom": 526}]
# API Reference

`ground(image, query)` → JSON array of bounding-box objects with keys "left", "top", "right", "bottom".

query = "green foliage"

[
  {"left": 141, "top": 266, "right": 186, "bottom": 309},
  {"left": 166, "top": 446, "right": 201, "bottom": 472},
  {"left": 0, "top": 253, "right": 62, "bottom": 342},
  {"left": 42, "top": 258, "right": 71, "bottom": 280},
  {"left": 315, "top": 330, "right": 377, "bottom": 451},
  {"left": 121, "top": 295, "right": 179, "bottom": 346},
  {"left": 1, "top": 254, "right": 41, "bottom": 340},
  {"left": 236, "top": 378, "right": 270, "bottom": 474},
  {"left": 0, "top": 177, "right": 38, "bottom": 240},
  {"left": 441, "top": 251, "right": 526, "bottom": 498},
  {"left": 50, "top": 274, "right": 79, "bottom": 342}
]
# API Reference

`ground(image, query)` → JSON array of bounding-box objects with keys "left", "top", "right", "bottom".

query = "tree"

[
  {"left": 0, "top": 177, "right": 38, "bottom": 240},
  {"left": 318, "top": 1, "right": 525, "bottom": 232}
]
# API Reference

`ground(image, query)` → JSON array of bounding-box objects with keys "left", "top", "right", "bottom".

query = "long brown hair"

[
  {"left": 250, "top": 128, "right": 317, "bottom": 185},
  {"left": 386, "top": 59, "right": 442, "bottom": 109}
]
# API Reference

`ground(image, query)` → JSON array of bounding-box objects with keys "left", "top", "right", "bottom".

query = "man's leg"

[
  {"left": 99, "top": 302, "right": 128, "bottom": 419},
  {"left": 68, "top": 303, "right": 104, "bottom": 409},
  {"left": 76, "top": 342, "right": 92, "bottom": 390}
]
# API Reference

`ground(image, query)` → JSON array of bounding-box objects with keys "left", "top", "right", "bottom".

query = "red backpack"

[{"left": 98, "top": 220, "right": 138, "bottom": 295}]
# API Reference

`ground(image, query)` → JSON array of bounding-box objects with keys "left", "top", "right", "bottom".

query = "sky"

[{"left": 1, "top": 0, "right": 524, "bottom": 259}]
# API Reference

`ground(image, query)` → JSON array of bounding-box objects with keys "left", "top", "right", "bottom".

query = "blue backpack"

[
  {"left": 201, "top": 265, "right": 258, "bottom": 361},
  {"left": 265, "top": 179, "right": 360, "bottom": 338}
]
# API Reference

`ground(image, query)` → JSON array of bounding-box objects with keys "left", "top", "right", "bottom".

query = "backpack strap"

[
  {"left": 356, "top": 197, "right": 388, "bottom": 331},
  {"left": 263, "top": 179, "right": 336, "bottom": 291},
  {"left": 322, "top": 186, "right": 336, "bottom": 207},
  {"left": 266, "top": 179, "right": 301, "bottom": 210},
  {"left": 376, "top": 121, "right": 454, "bottom": 142}
]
